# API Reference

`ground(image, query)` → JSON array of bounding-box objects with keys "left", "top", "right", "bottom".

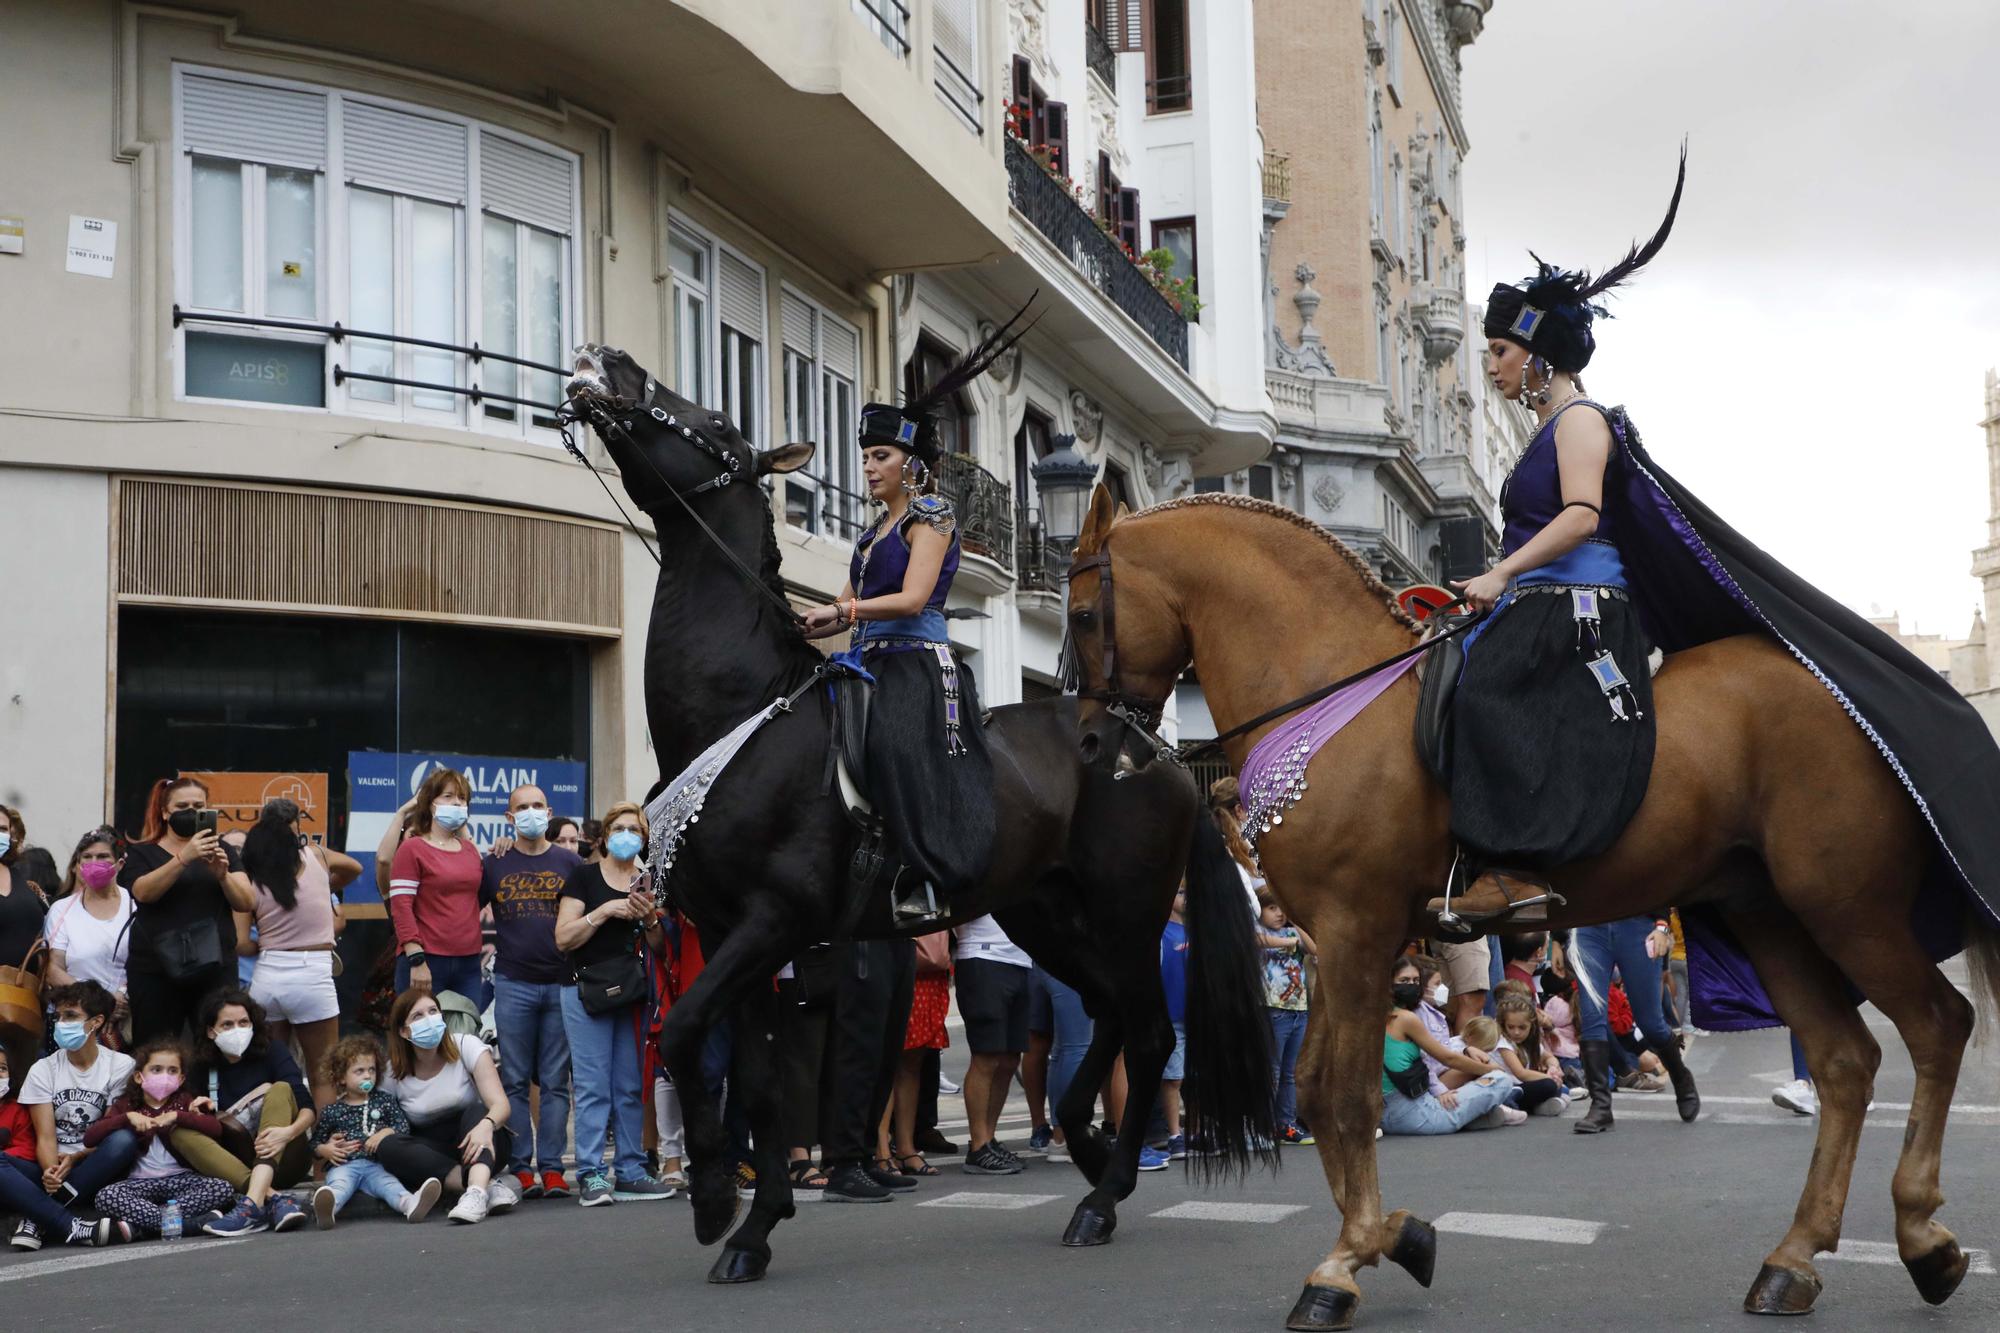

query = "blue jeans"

[
  {"left": 494, "top": 977, "right": 572, "bottom": 1173},
  {"left": 1039, "top": 969, "right": 1093, "bottom": 1113},
  {"left": 560, "top": 988, "right": 647, "bottom": 1183},
  {"left": 1790, "top": 1033, "right": 1811, "bottom": 1082},
  {"left": 396, "top": 952, "right": 489, "bottom": 1012},
  {"left": 1574, "top": 916, "right": 1674, "bottom": 1046},
  {"left": 1380, "top": 1071, "right": 1518, "bottom": 1135},
  {"left": 1485, "top": 937, "right": 1505, "bottom": 1017},
  {"left": 1268, "top": 1008, "right": 1308, "bottom": 1129},
  {"left": 0, "top": 1128, "right": 140, "bottom": 1234},
  {"left": 325, "top": 1158, "right": 410, "bottom": 1214}
]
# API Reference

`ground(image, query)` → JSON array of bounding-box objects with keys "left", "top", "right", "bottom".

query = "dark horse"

[{"left": 563, "top": 347, "right": 1274, "bottom": 1284}]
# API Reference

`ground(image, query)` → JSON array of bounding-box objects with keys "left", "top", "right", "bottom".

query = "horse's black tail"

[{"left": 1181, "top": 810, "right": 1279, "bottom": 1179}]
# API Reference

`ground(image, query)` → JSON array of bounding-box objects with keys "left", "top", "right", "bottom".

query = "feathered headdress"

[
  {"left": 1484, "top": 145, "right": 1686, "bottom": 373},
  {"left": 859, "top": 296, "right": 1041, "bottom": 464}
]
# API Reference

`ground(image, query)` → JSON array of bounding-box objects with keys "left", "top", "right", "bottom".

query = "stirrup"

[
  {"left": 1428, "top": 854, "right": 1565, "bottom": 938},
  {"left": 892, "top": 880, "right": 947, "bottom": 925}
]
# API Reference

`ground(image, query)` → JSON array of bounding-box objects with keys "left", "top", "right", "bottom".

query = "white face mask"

[
  {"left": 0, "top": 1076, "right": 8, "bottom": 1101},
  {"left": 214, "top": 1027, "right": 254, "bottom": 1059},
  {"left": 1432, "top": 983, "right": 1450, "bottom": 1008}
]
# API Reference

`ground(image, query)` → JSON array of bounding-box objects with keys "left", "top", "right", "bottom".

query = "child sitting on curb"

[{"left": 310, "top": 1036, "right": 442, "bottom": 1227}]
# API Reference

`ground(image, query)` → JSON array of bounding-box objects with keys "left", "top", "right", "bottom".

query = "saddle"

[
  {"left": 1413, "top": 609, "right": 1473, "bottom": 784},
  {"left": 825, "top": 671, "right": 944, "bottom": 931}
]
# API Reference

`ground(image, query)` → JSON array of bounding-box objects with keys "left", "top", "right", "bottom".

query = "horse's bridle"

[{"left": 1065, "top": 549, "right": 1179, "bottom": 767}]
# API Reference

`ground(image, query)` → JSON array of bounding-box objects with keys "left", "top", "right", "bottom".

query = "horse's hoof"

[
  {"left": 691, "top": 1187, "right": 745, "bottom": 1247},
  {"left": 707, "top": 1247, "right": 770, "bottom": 1284},
  {"left": 1386, "top": 1214, "right": 1437, "bottom": 1289},
  {"left": 1285, "top": 1283, "right": 1359, "bottom": 1331},
  {"left": 1743, "top": 1262, "right": 1822, "bottom": 1315},
  {"left": 1905, "top": 1240, "right": 1969, "bottom": 1306},
  {"left": 1061, "top": 1201, "right": 1116, "bottom": 1247}
]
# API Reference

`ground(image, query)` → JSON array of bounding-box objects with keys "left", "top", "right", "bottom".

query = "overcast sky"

[{"left": 1460, "top": 0, "right": 2000, "bottom": 636}]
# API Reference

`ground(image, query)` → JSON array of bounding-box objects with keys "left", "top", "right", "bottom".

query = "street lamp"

[{"left": 1030, "top": 434, "right": 1099, "bottom": 547}]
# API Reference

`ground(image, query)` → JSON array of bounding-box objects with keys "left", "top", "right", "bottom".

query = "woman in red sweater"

[
  {"left": 85, "top": 1038, "right": 244, "bottom": 1241},
  {"left": 387, "top": 768, "right": 487, "bottom": 1008}
]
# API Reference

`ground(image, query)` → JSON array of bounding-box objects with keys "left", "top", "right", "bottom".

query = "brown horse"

[{"left": 1063, "top": 486, "right": 1998, "bottom": 1330}]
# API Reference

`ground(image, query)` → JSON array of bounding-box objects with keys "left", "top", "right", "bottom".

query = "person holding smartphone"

[{"left": 118, "top": 777, "right": 241, "bottom": 1044}]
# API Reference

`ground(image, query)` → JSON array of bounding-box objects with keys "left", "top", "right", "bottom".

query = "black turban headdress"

[
  {"left": 1483, "top": 146, "right": 1687, "bottom": 374},
  {"left": 859, "top": 297, "right": 1039, "bottom": 466}
]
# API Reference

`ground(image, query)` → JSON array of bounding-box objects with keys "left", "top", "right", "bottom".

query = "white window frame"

[
  {"left": 477, "top": 211, "right": 574, "bottom": 433},
  {"left": 1383, "top": 2, "right": 1403, "bottom": 105},
  {"left": 780, "top": 285, "right": 864, "bottom": 539},
  {"left": 170, "top": 64, "right": 582, "bottom": 444},
  {"left": 665, "top": 213, "right": 770, "bottom": 446}
]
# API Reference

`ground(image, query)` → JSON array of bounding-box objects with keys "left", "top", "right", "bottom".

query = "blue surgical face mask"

[
  {"left": 0, "top": 832, "right": 11, "bottom": 859},
  {"left": 432, "top": 803, "right": 469, "bottom": 831},
  {"left": 407, "top": 1014, "right": 448, "bottom": 1050},
  {"left": 512, "top": 809, "right": 550, "bottom": 840},
  {"left": 53, "top": 1020, "right": 91, "bottom": 1052},
  {"left": 606, "top": 829, "right": 644, "bottom": 862}
]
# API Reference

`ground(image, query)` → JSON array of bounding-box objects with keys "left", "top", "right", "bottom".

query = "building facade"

[
  {"left": 1965, "top": 367, "right": 2000, "bottom": 729},
  {"left": 0, "top": 0, "right": 1273, "bottom": 932}
]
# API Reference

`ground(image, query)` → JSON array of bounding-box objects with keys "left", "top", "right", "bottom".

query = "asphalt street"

[{"left": 6, "top": 984, "right": 1998, "bottom": 1333}]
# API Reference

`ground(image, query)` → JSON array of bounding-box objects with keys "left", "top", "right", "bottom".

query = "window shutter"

[
  {"left": 1118, "top": 186, "right": 1141, "bottom": 253},
  {"left": 934, "top": 0, "right": 977, "bottom": 72},
  {"left": 717, "top": 250, "right": 766, "bottom": 341},
  {"left": 1012, "top": 55, "right": 1032, "bottom": 110},
  {"left": 344, "top": 101, "right": 467, "bottom": 203},
  {"left": 1045, "top": 101, "right": 1068, "bottom": 177},
  {"left": 821, "top": 315, "right": 860, "bottom": 383},
  {"left": 181, "top": 74, "right": 327, "bottom": 169},
  {"left": 479, "top": 132, "right": 573, "bottom": 234},
  {"left": 1104, "top": 0, "right": 1146, "bottom": 51},
  {"left": 781, "top": 289, "right": 817, "bottom": 355}
]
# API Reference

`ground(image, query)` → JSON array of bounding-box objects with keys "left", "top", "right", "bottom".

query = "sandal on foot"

[
  {"left": 786, "top": 1160, "right": 829, "bottom": 1190},
  {"left": 896, "top": 1151, "right": 941, "bottom": 1177}
]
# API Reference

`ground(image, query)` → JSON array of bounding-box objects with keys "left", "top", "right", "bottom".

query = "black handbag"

[
  {"left": 115, "top": 908, "right": 226, "bottom": 984},
  {"left": 1386, "top": 1056, "right": 1430, "bottom": 1101},
  {"left": 574, "top": 944, "right": 647, "bottom": 1015}
]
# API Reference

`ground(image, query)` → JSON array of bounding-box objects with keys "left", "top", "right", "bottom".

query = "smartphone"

[{"left": 195, "top": 809, "right": 220, "bottom": 835}]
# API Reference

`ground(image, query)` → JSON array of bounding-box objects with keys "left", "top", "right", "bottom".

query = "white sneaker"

[
  {"left": 448, "top": 1185, "right": 490, "bottom": 1224},
  {"left": 404, "top": 1178, "right": 443, "bottom": 1223},
  {"left": 937, "top": 1073, "right": 962, "bottom": 1096},
  {"left": 1531, "top": 1093, "right": 1569, "bottom": 1116},
  {"left": 1498, "top": 1106, "right": 1529, "bottom": 1126},
  {"left": 486, "top": 1174, "right": 522, "bottom": 1212},
  {"left": 1772, "top": 1079, "right": 1817, "bottom": 1117}
]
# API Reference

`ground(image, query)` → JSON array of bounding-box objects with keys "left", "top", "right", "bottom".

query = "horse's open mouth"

[{"left": 564, "top": 346, "right": 610, "bottom": 404}]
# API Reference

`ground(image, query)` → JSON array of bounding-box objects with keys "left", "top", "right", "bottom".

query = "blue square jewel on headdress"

[
  {"left": 896, "top": 418, "right": 918, "bottom": 445},
  {"left": 1509, "top": 304, "right": 1545, "bottom": 340}
]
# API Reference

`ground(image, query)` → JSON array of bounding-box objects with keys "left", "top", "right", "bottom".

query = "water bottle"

[{"left": 160, "top": 1199, "right": 182, "bottom": 1240}]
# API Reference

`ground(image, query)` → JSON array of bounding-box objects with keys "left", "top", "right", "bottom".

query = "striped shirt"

[{"left": 387, "top": 835, "right": 484, "bottom": 956}]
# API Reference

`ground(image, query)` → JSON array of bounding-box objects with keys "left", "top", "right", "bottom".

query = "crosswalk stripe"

[
  {"left": 916, "top": 1191, "right": 1064, "bottom": 1210},
  {"left": 0, "top": 1236, "right": 248, "bottom": 1285},
  {"left": 1432, "top": 1212, "right": 1606, "bottom": 1245},
  {"left": 1700, "top": 1094, "right": 2000, "bottom": 1114},
  {"left": 1817, "top": 1240, "right": 1995, "bottom": 1276},
  {"left": 1150, "top": 1201, "right": 1309, "bottom": 1223}
]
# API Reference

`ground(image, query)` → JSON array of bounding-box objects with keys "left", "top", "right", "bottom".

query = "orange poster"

[{"left": 184, "top": 771, "right": 330, "bottom": 843}]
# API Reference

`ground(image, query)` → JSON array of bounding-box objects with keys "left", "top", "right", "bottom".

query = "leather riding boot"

[
  {"left": 1647, "top": 1034, "right": 1701, "bottom": 1123},
  {"left": 1426, "top": 868, "right": 1562, "bottom": 935},
  {"left": 1572, "top": 1040, "right": 1615, "bottom": 1135}
]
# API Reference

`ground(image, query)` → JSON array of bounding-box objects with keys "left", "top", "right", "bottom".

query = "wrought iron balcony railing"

[
  {"left": 1085, "top": 21, "right": 1116, "bottom": 88},
  {"left": 1004, "top": 137, "right": 1190, "bottom": 368},
  {"left": 1014, "top": 506, "right": 1072, "bottom": 593},
  {"left": 937, "top": 453, "right": 1014, "bottom": 567}
]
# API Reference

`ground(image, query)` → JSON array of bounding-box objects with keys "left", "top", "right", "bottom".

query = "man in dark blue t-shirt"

[
  {"left": 1159, "top": 885, "right": 1190, "bottom": 1160},
  {"left": 482, "top": 784, "right": 582, "bottom": 1198}
]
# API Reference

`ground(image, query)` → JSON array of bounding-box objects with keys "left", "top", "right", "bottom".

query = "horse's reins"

[
  {"left": 558, "top": 387, "right": 807, "bottom": 631},
  {"left": 1066, "top": 546, "right": 1485, "bottom": 764}
]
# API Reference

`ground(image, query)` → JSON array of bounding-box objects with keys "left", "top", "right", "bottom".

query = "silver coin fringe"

[
  {"left": 644, "top": 697, "right": 792, "bottom": 907},
  {"left": 1243, "top": 740, "right": 1310, "bottom": 855}
]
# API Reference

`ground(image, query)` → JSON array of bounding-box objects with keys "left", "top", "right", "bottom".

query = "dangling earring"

[
  {"left": 1518, "top": 359, "right": 1532, "bottom": 404},
  {"left": 1528, "top": 357, "right": 1553, "bottom": 409},
  {"left": 900, "top": 456, "right": 927, "bottom": 496}
]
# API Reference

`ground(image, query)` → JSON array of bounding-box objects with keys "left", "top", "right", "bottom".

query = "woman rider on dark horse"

[{"left": 799, "top": 323, "right": 1027, "bottom": 922}]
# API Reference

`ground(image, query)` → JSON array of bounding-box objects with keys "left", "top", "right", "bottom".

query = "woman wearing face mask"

[
  {"left": 224, "top": 799, "right": 358, "bottom": 1106},
  {"left": 387, "top": 768, "right": 488, "bottom": 1008},
  {"left": 554, "top": 803, "right": 668, "bottom": 1204},
  {"left": 376, "top": 988, "right": 516, "bottom": 1223},
  {"left": 170, "top": 989, "right": 315, "bottom": 1235},
  {"left": 1380, "top": 965, "right": 1522, "bottom": 1136},
  {"left": 0, "top": 807, "right": 50, "bottom": 1002},
  {"left": 44, "top": 830, "right": 135, "bottom": 1044},
  {"left": 118, "top": 777, "right": 241, "bottom": 1044}
]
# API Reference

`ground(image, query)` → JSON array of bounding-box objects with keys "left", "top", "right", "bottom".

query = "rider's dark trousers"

[{"left": 819, "top": 938, "right": 915, "bottom": 1167}]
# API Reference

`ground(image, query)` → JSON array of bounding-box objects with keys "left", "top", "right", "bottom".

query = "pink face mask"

[
  {"left": 77, "top": 861, "right": 118, "bottom": 891},
  {"left": 140, "top": 1072, "right": 182, "bottom": 1102}
]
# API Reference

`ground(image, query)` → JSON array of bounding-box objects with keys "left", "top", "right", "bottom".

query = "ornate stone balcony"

[{"left": 1418, "top": 286, "right": 1466, "bottom": 365}]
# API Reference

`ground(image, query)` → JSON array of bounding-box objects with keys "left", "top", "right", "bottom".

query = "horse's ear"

[
  {"left": 1114, "top": 502, "right": 1131, "bottom": 521},
  {"left": 1076, "top": 483, "right": 1119, "bottom": 555},
  {"left": 756, "top": 442, "right": 816, "bottom": 476}
]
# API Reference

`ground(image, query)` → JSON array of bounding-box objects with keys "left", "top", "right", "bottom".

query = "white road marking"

[
  {"left": 1609, "top": 1108, "right": 2000, "bottom": 1129},
  {"left": 1817, "top": 1240, "right": 1995, "bottom": 1277},
  {"left": 1701, "top": 1094, "right": 2000, "bottom": 1114},
  {"left": 1432, "top": 1212, "right": 1607, "bottom": 1245},
  {"left": 916, "top": 1191, "right": 1064, "bottom": 1210},
  {"left": 0, "top": 1237, "right": 247, "bottom": 1285},
  {"left": 1150, "top": 1201, "right": 1308, "bottom": 1223}
]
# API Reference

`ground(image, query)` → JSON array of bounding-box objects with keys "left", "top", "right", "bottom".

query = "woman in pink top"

[
  {"left": 387, "top": 768, "right": 487, "bottom": 1009},
  {"left": 224, "top": 799, "right": 359, "bottom": 1106}
]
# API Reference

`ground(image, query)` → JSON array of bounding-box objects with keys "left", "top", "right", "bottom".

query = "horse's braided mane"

[{"left": 1126, "top": 492, "right": 1421, "bottom": 633}]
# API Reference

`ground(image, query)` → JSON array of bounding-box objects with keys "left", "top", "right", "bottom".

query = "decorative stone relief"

[
  {"left": 1008, "top": 0, "right": 1054, "bottom": 82},
  {"left": 1069, "top": 390, "right": 1104, "bottom": 446},
  {"left": 976, "top": 319, "right": 1025, "bottom": 388},
  {"left": 1089, "top": 76, "right": 1126, "bottom": 176},
  {"left": 1312, "top": 474, "right": 1346, "bottom": 515},
  {"left": 1271, "top": 263, "right": 1336, "bottom": 376},
  {"left": 1139, "top": 441, "right": 1195, "bottom": 499}
]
